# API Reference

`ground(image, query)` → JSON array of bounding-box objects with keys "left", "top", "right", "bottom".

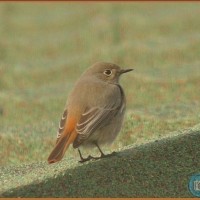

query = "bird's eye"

[{"left": 103, "top": 69, "right": 112, "bottom": 76}]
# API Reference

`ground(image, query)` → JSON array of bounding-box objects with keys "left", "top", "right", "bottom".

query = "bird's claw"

[{"left": 79, "top": 155, "right": 93, "bottom": 163}]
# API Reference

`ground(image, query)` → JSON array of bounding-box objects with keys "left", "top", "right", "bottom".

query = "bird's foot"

[
  {"left": 93, "top": 151, "right": 117, "bottom": 160},
  {"left": 78, "top": 155, "right": 94, "bottom": 163},
  {"left": 78, "top": 152, "right": 117, "bottom": 163},
  {"left": 101, "top": 151, "right": 117, "bottom": 158}
]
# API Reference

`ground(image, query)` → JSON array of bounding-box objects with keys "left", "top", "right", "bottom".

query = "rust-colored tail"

[{"left": 48, "top": 131, "right": 77, "bottom": 164}]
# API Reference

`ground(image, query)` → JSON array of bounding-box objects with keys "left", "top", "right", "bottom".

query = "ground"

[{"left": 1, "top": 124, "right": 200, "bottom": 197}]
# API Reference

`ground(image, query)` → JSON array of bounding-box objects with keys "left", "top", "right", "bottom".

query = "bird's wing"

[
  {"left": 56, "top": 109, "right": 68, "bottom": 143},
  {"left": 73, "top": 102, "right": 120, "bottom": 148}
]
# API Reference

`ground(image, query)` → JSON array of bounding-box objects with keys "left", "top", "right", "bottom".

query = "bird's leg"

[
  {"left": 78, "top": 148, "right": 93, "bottom": 163},
  {"left": 95, "top": 142, "right": 105, "bottom": 157},
  {"left": 94, "top": 142, "right": 117, "bottom": 159}
]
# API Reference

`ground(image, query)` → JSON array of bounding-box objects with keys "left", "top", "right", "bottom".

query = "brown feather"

[{"left": 56, "top": 109, "right": 67, "bottom": 144}]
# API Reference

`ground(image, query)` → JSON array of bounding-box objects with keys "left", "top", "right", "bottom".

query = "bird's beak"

[{"left": 120, "top": 68, "right": 134, "bottom": 74}]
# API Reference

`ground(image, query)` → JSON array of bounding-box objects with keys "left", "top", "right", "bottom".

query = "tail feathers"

[{"left": 48, "top": 132, "right": 77, "bottom": 164}]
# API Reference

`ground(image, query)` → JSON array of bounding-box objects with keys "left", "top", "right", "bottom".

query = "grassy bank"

[{"left": 1, "top": 123, "right": 200, "bottom": 197}]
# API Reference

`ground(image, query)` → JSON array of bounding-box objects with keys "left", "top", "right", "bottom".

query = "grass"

[
  {"left": 0, "top": 2, "right": 200, "bottom": 197},
  {"left": 0, "top": 2, "right": 200, "bottom": 166},
  {"left": 1, "top": 123, "right": 200, "bottom": 197}
]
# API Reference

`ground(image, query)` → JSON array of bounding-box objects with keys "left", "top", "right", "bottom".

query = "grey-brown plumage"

[{"left": 48, "top": 62, "right": 133, "bottom": 164}]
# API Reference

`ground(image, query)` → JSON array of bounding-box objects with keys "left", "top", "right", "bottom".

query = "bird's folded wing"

[
  {"left": 56, "top": 109, "right": 68, "bottom": 143},
  {"left": 73, "top": 102, "right": 120, "bottom": 148}
]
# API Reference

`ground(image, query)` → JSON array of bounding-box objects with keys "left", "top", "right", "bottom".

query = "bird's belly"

[{"left": 81, "top": 110, "right": 125, "bottom": 148}]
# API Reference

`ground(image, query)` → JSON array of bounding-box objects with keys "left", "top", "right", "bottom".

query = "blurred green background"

[{"left": 0, "top": 2, "right": 200, "bottom": 166}]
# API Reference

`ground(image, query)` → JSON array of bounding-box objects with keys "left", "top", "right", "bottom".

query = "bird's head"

[{"left": 84, "top": 62, "right": 133, "bottom": 84}]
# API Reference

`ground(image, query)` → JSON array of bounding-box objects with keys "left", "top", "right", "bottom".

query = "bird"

[{"left": 48, "top": 62, "right": 133, "bottom": 164}]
